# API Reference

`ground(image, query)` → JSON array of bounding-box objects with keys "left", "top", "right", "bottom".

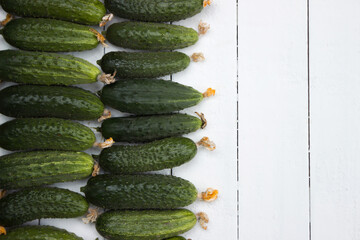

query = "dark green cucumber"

[
  {"left": 0, "top": 187, "right": 89, "bottom": 227},
  {"left": 99, "top": 137, "right": 197, "bottom": 174},
  {"left": 0, "top": 151, "right": 94, "bottom": 189},
  {"left": 0, "top": 85, "right": 104, "bottom": 120},
  {"left": 96, "top": 209, "right": 196, "bottom": 240},
  {"left": 0, "top": 118, "right": 96, "bottom": 151},
  {"left": 1, "top": 226, "right": 83, "bottom": 240},
  {"left": 105, "top": 21, "right": 198, "bottom": 51},
  {"left": 101, "top": 113, "right": 205, "bottom": 142},
  {"left": 98, "top": 51, "right": 190, "bottom": 79},
  {"left": 105, "top": 0, "right": 204, "bottom": 22},
  {"left": 0, "top": 18, "right": 100, "bottom": 52},
  {"left": 0, "top": 50, "right": 101, "bottom": 85},
  {"left": 81, "top": 174, "right": 197, "bottom": 210},
  {"left": 100, "top": 79, "right": 203, "bottom": 114},
  {"left": 0, "top": 0, "right": 106, "bottom": 25}
]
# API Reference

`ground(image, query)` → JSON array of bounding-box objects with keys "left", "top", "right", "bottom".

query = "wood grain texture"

[
  {"left": 238, "top": 0, "right": 309, "bottom": 239},
  {"left": 310, "top": 0, "right": 360, "bottom": 239}
]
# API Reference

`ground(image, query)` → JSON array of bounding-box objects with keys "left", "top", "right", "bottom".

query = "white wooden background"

[{"left": 1, "top": 0, "right": 360, "bottom": 239}]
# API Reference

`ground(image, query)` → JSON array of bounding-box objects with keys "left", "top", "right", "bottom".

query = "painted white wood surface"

[
  {"left": 0, "top": 0, "right": 238, "bottom": 239},
  {"left": 310, "top": 1, "right": 360, "bottom": 240},
  {"left": 238, "top": 1, "right": 309, "bottom": 240}
]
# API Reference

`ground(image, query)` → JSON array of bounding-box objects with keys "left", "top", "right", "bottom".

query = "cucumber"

[
  {"left": 98, "top": 51, "right": 190, "bottom": 79},
  {"left": 1, "top": 226, "right": 83, "bottom": 240},
  {"left": 0, "top": 151, "right": 94, "bottom": 189},
  {"left": 100, "top": 79, "right": 204, "bottom": 115},
  {"left": 0, "top": 50, "right": 101, "bottom": 85},
  {"left": 0, "top": 187, "right": 89, "bottom": 227},
  {"left": 105, "top": 0, "right": 204, "bottom": 22},
  {"left": 81, "top": 174, "right": 198, "bottom": 209},
  {"left": 99, "top": 137, "right": 197, "bottom": 174},
  {"left": 0, "top": 85, "right": 104, "bottom": 120},
  {"left": 96, "top": 209, "right": 196, "bottom": 240},
  {"left": 0, "top": 118, "right": 96, "bottom": 151},
  {"left": 105, "top": 21, "right": 198, "bottom": 51},
  {"left": 0, "top": 0, "right": 106, "bottom": 26},
  {"left": 101, "top": 113, "right": 205, "bottom": 142},
  {"left": 0, "top": 18, "right": 100, "bottom": 52}
]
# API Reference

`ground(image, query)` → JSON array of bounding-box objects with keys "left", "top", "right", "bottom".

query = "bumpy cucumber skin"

[
  {"left": 96, "top": 209, "right": 196, "bottom": 240},
  {"left": 0, "top": 151, "right": 94, "bottom": 189},
  {"left": 0, "top": 0, "right": 106, "bottom": 25},
  {"left": 1, "top": 225, "right": 83, "bottom": 240},
  {"left": 106, "top": 21, "right": 198, "bottom": 51},
  {"left": 98, "top": 51, "right": 190, "bottom": 79},
  {"left": 1, "top": 18, "right": 99, "bottom": 52},
  {"left": 100, "top": 79, "right": 203, "bottom": 115},
  {"left": 101, "top": 114, "right": 203, "bottom": 142},
  {"left": 0, "top": 118, "right": 96, "bottom": 151},
  {"left": 99, "top": 137, "right": 197, "bottom": 174},
  {"left": 105, "top": 0, "right": 203, "bottom": 22},
  {"left": 0, "top": 187, "right": 89, "bottom": 227},
  {"left": 0, "top": 85, "right": 104, "bottom": 120},
  {"left": 0, "top": 50, "right": 101, "bottom": 85},
  {"left": 81, "top": 174, "right": 198, "bottom": 209}
]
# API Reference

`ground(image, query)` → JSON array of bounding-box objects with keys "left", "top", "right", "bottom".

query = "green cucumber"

[
  {"left": 81, "top": 174, "right": 197, "bottom": 209},
  {"left": 101, "top": 113, "right": 206, "bottom": 142},
  {"left": 0, "top": 0, "right": 106, "bottom": 26},
  {"left": 0, "top": 118, "right": 96, "bottom": 151},
  {"left": 1, "top": 226, "right": 83, "bottom": 240},
  {"left": 0, "top": 151, "right": 94, "bottom": 189},
  {"left": 105, "top": 0, "right": 204, "bottom": 22},
  {"left": 0, "top": 18, "right": 100, "bottom": 52},
  {"left": 96, "top": 209, "right": 196, "bottom": 240},
  {"left": 100, "top": 79, "right": 204, "bottom": 114},
  {"left": 0, "top": 187, "right": 89, "bottom": 227},
  {"left": 105, "top": 21, "right": 198, "bottom": 51},
  {"left": 0, "top": 50, "right": 101, "bottom": 85},
  {"left": 99, "top": 137, "right": 197, "bottom": 174},
  {"left": 0, "top": 85, "right": 104, "bottom": 120},
  {"left": 98, "top": 51, "right": 190, "bottom": 79}
]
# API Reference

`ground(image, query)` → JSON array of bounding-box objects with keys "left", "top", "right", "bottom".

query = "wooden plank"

[
  {"left": 238, "top": 0, "right": 309, "bottom": 239},
  {"left": 310, "top": 0, "right": 360, "bottom": 239}
]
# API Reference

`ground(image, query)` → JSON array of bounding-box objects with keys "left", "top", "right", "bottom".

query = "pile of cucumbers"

[{"left": 0, "top": 0, "right": 216, "bottom": 239}]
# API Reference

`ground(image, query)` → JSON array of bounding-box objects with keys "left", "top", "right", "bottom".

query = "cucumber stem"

[
  {"left": 203, "top": 0, "right": 212, "bottom": 7},
  {"left": 97, "top": 71, "right": 116, "bottom": 85},
  {"left": 89, "top": 28, "right": 108, "bottom": 47},
  {"left": 82, "top": 208, "right": 100, "bottom": 224},
  {"left": 198, "top": 21, "right": 210, "bottom": 35},
  {"left": 195, "top": 112, "right": 207, "bottom": 129},
  {"left": 93, "top": 137, "right": 115, "bottom": 149},
  {"left": 0, "top": 189, "right": 6, "bottom": 199},
  {"left": 198, "top": 188, "right": 219, "bottom": 202},
  {"left": 196, "top": 137, "right": 216, "bottom": 151},
  {"left": 0, "top": 226, "right": 6, "bottom": 235},
  {"left": 196, "top": 212, "right": 209, "bottom": 230},
  {"left": 92, "top": 161, "right": 100, "bottom": 177},
  {"left": 202, "top": 88, "right": 215, "bottom": 98},
  {"left": 99, "top": 13, "right": 114, "bottom": 27},
  {"left": 0, "top": 13, "right": 12, "bottom": 27},
  {"left": 191, "top": 52, "right": 205, "bottom": 62},
  {"left": 98, "top": 109, "right": 112, "bottom": 122}
]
